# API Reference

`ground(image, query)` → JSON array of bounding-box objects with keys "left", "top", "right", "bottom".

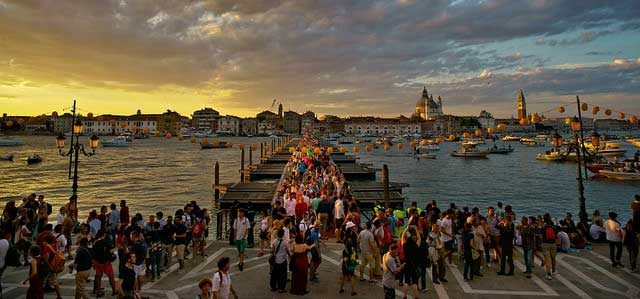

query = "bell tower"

[{"left": 517, "top": 89, "right": 526, "bottom": 120}]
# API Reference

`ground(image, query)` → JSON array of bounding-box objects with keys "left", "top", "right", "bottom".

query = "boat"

[
  {"left": 536, "top": 150, "right": 565, "bottom": 161},
  {"left": 374, "top": 138, "right": 384, "bottom": 145},
  {"left": 597, "top": 170, "right": 640, "bottom": 181},
  {"left": 391, "top": 136, "right": 404, "bottom": 143},
  {"left": 134, "top": 134, "right": 150, "bottom": 139},
  {"left": 585, "top": 142, "right": 627, "bottom": 157},
  {"left": 520, "top": 138, "right": 544, "bottom": 147},
  {"left": 201, "top": 141, "right": 228, "bottom": 149},
  {"left": 1, "top": 154, "right": 14, "bottom": 161},
  {"left": 587, "top": 163, "right": 620, "bottom": 174},
  {"left": 502, "top": 135, "right": 521, "bottom": 141},
  {"left": 27, "top": 154, "right": 42, "bottom": 164},
  {"left": 0, "top": 138, "right": 25, "bottom": 146},
  {"left": 451, "top": 142, "right": 489, "bottom": 158},
  {"left": 488, "top": 145, "right": 514, "bottom": 154},
  {"left": 417, "top": 153, "right": 437, "bottom": 159},
  {"left": 416, "top": 144, "right": 440, "bottom": 152},
  {"left": 535, "top": 134, "right": 551, "bottom": 140},
  {"left": 102, "top": 136, "right": 129, "bottom": 147}
]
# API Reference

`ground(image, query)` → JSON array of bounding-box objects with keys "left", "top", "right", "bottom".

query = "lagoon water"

[{"left": 1, "top": 136, "right": 638, "bottom": 222}]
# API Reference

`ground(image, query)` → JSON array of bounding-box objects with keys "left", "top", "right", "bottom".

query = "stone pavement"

[{"left": 2, "top": 237, "right": 639, "bottom": 299}]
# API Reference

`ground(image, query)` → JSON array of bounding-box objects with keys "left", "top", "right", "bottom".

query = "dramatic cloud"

[{"left": 0, "top": 0, "right": 639, "bottom": 117}]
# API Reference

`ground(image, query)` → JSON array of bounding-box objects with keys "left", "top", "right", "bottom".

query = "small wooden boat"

[
  {"left": 597, "top": 170, "right": 640, "bottom": 181},
  {"left": 201, "top": 141, "right": 228, "bottom": 149},
  {"left": 502, "top": 135, "right": 521, "bottom": 141},
  {"left": 451, "top": 142, "right": 489, "bottom": 158},
  {"left": 488, "top": 146, "right": 514, "bottom": 154},
  {"left": 27, "top": 154, "right": 42, "bottom": 164},
  {"left": 536, "top": 151, "right": 565, "bottom": 161},
  {"left": 1, "top": 154, "right": 14, "bottom": 161}
]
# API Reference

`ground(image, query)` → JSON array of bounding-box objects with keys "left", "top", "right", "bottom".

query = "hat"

[{"left": 346, "top": 221, "right": 356, "bottom": 229}]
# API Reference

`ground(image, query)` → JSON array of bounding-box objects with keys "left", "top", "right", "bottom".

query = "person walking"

[
  {"left": 339, "top": 221, "right": 358, "bottom": 296},
  {"left": 541, "top": 213, "right": 557, "bottom": 280},
  {"left": 401, "top": 227, "right": 420, "bottom": 298},
  {"left": 174, "top": 216, "right": 187, "bottom": 271},
  {"left": 233, "top": 209, "right": 249, "bottom": 271},
  {"left": 357, "top": 222, "right": 377, "bottom": 282},
  {"left": 462, "top": 223, "right": 476, "bottom": 281},
  {"left": 290, "top": 234, "right": 314, "bottom": 295},
  {"left": 92, "top": 230, "right": 116, "bottom": 297},
  {"left": 497, "top": 216, "right": 515, "bottom": 276},
  {"left": 428, "top": 224, "right": 447, "bottom": 284},
  {"left": 520, "top": 217, "right": 535, "bottom": 278},
  {"left": 24, "top": 245, "right": 44, "bottom": 299},
  {"left": 117, "top": 252, "right": 136, "bottom": 298},
  {"left": 606, "top": 212, "right": 624, "bottom": 267},
  {"left": 623, "top": 219, "right": 638, "bottom": 273},
  {"left": 270, "top": 229, "right": 290, "bottom": 293},
  {"left": 71, "top": 238, "right": 92, "bottom": 299},
  {"left": 212, "top": 257, "right": 238, "bottom": 299},
  {"left": 382, "top": 243, "right": 404, "bottom": 299},
  {"left": 196, "top": 278, "right": 212, "bottom": 299}
]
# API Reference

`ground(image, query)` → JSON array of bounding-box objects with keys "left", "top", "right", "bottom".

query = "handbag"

[{"left": 269, "top": 240, "right": 282, "bottom": 266}]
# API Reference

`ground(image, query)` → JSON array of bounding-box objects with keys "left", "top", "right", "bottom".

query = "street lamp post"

[
  {"left": 55, "top": 101, "right": 99, "bottom": 219},
  {"left": 570, "top": 116, "right": 588, "bottom": 225}
]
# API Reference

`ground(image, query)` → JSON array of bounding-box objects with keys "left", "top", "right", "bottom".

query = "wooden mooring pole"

[
  {"left": 214, "top": 161, "right": 220, "bottom": 201},
  {"left": 249, "top": 145, "right": 253, "bottom": 167},
  {"left": 240, "top": 147, "right": 245, "bottom": 182},
  {"left": 383, "top": 164, "right": 390, "bottom": 209},
  {"left": 260, "top": 143, "right": 264, "bottom": 160}
]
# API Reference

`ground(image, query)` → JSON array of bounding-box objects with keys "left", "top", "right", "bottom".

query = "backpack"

[
  {"left": 544, "top": 226, "right": 556, "bottom": 243},
  {"left": 192, "top": 222, "right": 204, "bottom": 239},
  {"left": 382, "top": 225, "right": 393, "bottom": 245},
  {"left": 46, "top": 244, "right": 66, "bottom": 273},
  {"left": 5, "top": 241, "right": 21, "bottom": 267}
]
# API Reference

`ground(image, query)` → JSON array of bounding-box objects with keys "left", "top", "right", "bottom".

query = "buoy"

[
  {"left": 581, "top": 103, "right": 588, "bottom": 111},
  {"left": 519, "top": 118, "right": 529, "bottom": 126},
  {"left": 487, "top": 127, "right": 495, "bottom": 134},
  {"left": 605, "top": 109, "right": 612, "bottom": 116},
  {"left": 497, "top": 123, "right": 506, "bottom": 132},
  {"left": 557, "top": 107, "right": 565, "bottom": 113},
  {"left": 592, "top": 106, "right": 599, "bottom": 115},
  {"left": 165, "top": 132, "right": 172, "bottom": 139},
  {"left": 396, "top": 143, "right": 404, "bottom": 150},
  {"left": 384, "top": 144, "right": 391, "bottom": 151}
]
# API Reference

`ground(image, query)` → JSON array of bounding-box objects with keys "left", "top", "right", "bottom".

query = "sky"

[{"left": 0, "top": 0, "right": 639, "bottom": 119}]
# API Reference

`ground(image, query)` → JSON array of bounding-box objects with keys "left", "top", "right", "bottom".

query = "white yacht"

[{"left": 102, "top": 136, "right": 129, "bottom": 147}]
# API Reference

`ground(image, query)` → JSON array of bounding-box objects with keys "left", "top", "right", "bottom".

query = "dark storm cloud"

[{"left": 0, "top": 0, "right": 638, "bottom": 116}]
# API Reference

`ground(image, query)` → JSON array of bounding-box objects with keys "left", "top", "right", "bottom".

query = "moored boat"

[
  {"left": 0, "top": 138, "right": 25, "bottom": 146},
  {"left": 416, "top": 144, "right": 440, "bottom": 152},
  {"left": 536, "top": 150, "right": 565, "bottom": 161},
  {"left": 1, "top": 154, "right": 14, "bottom": 161},
  {"left": 451, "top": 142, "right": 489, "bottom": 158},
  {"left": 585, "top": 141, "right": 627, "bottom": 157},
  {"left": 502, "top": 135, "right": 521, "bottom": 141},
  {"left": 597, "top": 170, "right": 640, "bottom": 181},
  {"left": 27, "top": 154, "right": 42, "bottom": 164},
  {"left": 488, "top": 145, "right": 514, "bottom": 154},
  {"left": 520, "top": 138, "right": 544, "bottom": 147},
  {"left": 201, "top": 141, "right": 228, "bottom": 149},
  {"left": 102, "top": 136, "right": 129, "bottom": 147}
]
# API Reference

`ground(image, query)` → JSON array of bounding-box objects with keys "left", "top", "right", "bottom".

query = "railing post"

[
  {"left": 249, "top": 145, "right": 253, "bottom": 167},
  {"left": 214, "top": 160, "right": 220, "bottom": 201},
  {"left": 260, "top": 142, "right": 264, "bottom": 160},
  {"left": 240, "top": 147, "right": 245, "bottom": 182},
  {"left": 383, "top": 164, "right": 390, "bottom": 209}
]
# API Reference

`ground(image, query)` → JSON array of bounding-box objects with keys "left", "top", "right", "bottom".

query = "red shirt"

[{"left": 295, "top": 202, "right": 307, "bottom": 218}]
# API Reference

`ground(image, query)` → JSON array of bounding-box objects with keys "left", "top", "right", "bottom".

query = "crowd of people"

[
  {"left": 1, "top": 130, "right": 638, "bottom": 299},
  {"left": 0, "top": 193, "right": 216, "bottom": 299}
]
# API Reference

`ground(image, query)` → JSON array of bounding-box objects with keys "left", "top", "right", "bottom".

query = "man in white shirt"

[
  {"left": 382, "top": 243, "right": 404, "bottom": 299},
  {"left": 358, "top": 222, "right": 378, "bottom": 282},
  {"left": 589, "top": 220, "right": 607, "bottom": 242},
  {"left": 437, "top": 210, "right": 454, "bottom": 264},
  {"left": 284, "top": 197, "right": 296, "bottom": 218},
  {"left": 233, "top": 209, "right": 250, "bottom": 271},
  {"left": 557, "top": 228, "right": 571, "bottom": 253},
  {"left": 55, "top": 207, "right": 66, "bottom": 226},
  {"left": 605, "top": 212, "right": 624, "bottom": 267},
  {"left": 212, "top": 257, "right": 238, "bottom": 299},
  {"left": 334, "top": 198, "right": 345, "bottom": 239}
]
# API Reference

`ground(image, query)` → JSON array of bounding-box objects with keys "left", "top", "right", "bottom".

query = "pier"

[{"left": 213, "top": 136, "right": 407, "bottom": 240}]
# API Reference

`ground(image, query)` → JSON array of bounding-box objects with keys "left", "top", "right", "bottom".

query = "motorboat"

[
  {"left": 0, "top": 138, "right": 25, "bottom": 146},
  {"left": 502, "top": 135, "right": 521, "bottom": 141},
  {"left": 535, "top": 134, "right": 551, "bottom": 140},
  {"left": 488, "top": 145, "right": 514, "bottom": 154},
  {"left": 102, "top": 136, "right": 129, "bottom": 147},
  {"left": 520, "top": 138, "right": 544, "bottom": 147},
  {"left": 536, "top": 150, "right": 565, "bottom": 161},
  {"left": 200, "top": 141, "right": 228, "bottom": 149},
  {"left": 597, "top": 170, "right": 640, "bottom": 181},
  {"left": 417, "top": 153, "right": 437, "bottom": 159},
  {"left": 585, "top": 142, "right": 627, "bottom": 157},
  {"left": 27, "top": 154, "right": 42, "bottom": 165},
  {"left": 134, "top": 134, "right": 150, "bottom": 139},
  {"left": 1, "top": 154, "right": 14, "bottom": 161},
  {"left": 451, "top": 142, "right": 489, "bottom": 158},
  {"left": 391, "top": 136, "right": 404, "bottom": 144},
  {"left": 416, "top": 144, "right": 440, "bottom": 152}
]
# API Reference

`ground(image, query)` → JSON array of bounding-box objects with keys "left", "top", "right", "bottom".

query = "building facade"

[
  {"left": 217, "top": 116, "right": 242, "bottom": 135},
  {"left": 344, "top": 118, "right": 421, "bottom": 136},
  {"left": 414, "top": 87, "right": 443, "bottom": 121},
  {"left": 192, "top": 108, "right": 221, "bottom": 131},
  {"left": 283, "top": 111, "right": 301, "bottom": 134},
  {"left": 241, "top": 118, "right": 258, "bottom": 136}
]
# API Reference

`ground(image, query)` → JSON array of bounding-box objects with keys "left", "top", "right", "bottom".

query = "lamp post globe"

[
  {"left": 571, "top": 116, "right": 581, "bottom": 132},
  {"left": 591, "top": 131, "right": 601, "bottom": 149},
  {"left": 56, "top": 134, "right": 66, "bottom": 149},
  {"left": 89, "top": 134, "right": 100, "bottom": 150},
  {"left": 551, "top": 132, "right": 562, "bottom": 148},
  {"left": 73, "top": 119, "right": 83, "bottom": 135}
]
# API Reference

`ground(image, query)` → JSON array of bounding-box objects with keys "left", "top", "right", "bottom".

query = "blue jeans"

[
  {"left": 151, "top": 251, "right": 162, "bottom": 278},
  {"left": 523, "top": 248, "right": 533, "bottom": 273}
]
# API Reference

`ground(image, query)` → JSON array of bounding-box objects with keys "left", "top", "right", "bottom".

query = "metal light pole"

[
  {"left": 570, "top": 117, "right": 588, "bottom": 225},
  {"left": 55, "top": 100, "right": 99, "bottom": 219}
]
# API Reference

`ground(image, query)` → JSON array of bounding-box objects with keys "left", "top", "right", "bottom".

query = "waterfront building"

[
  {"left": 192, "top": 108, "right": 221, "bottom": 131},
  {"left": 301, "top": 111, "right": 316, "bottom": 131},
  {"left": 81, "top": 111, "right": 158, "bottom": 135},
  {"left": 344, "top": 117, "right": 421, "bottom": 136},
  {"left": 413, "top": 86, "right": 443, "bottom": 120},
  {"left": 517, "top": 89, "right": 527, "bottom": 120},
  {"left": 158, "top": 110, "right": 183, "bottom": 135},
  {"left": 241, "top": 118, "right": 258, "bottom": 136},
  {"left": 478, "top": 110, "right": 496, "bottom": 129},
  {"left": 53, "top": 113, "right": 74, "bottom": 134},
  {"left": 283, "top": 111, "right": 302, "bottom": 134},
  {"left": 217, "top": 115, "right": 242, "bottom": 135}
]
